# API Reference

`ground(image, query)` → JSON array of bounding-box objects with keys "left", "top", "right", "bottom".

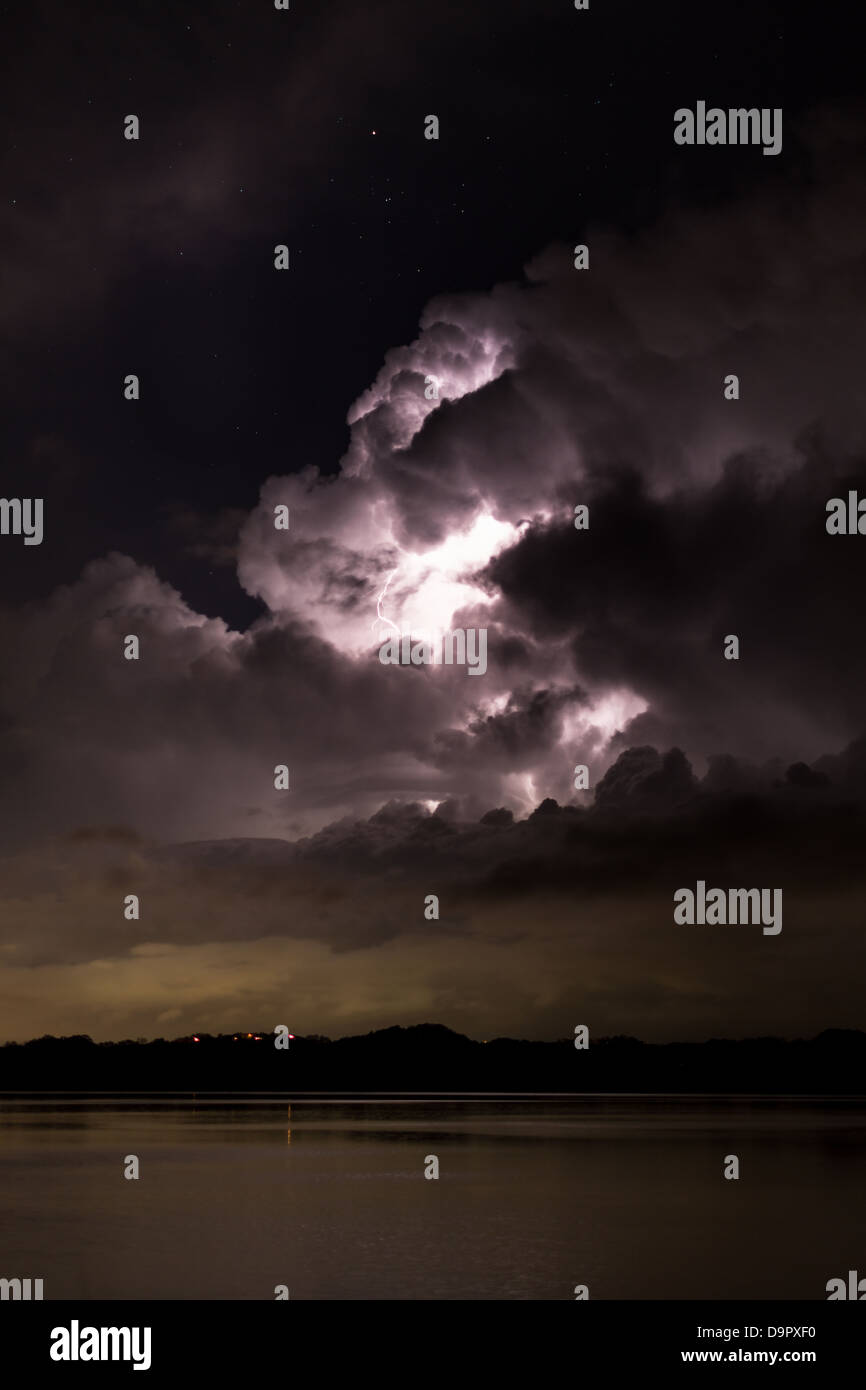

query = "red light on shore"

[{"left": 193, "top": 1036, "right": 200, "bottom": 1042}]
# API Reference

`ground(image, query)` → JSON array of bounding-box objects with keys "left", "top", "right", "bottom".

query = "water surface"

[{"left": 1, "top": 1096, "right": 863, "bottom": 1299}]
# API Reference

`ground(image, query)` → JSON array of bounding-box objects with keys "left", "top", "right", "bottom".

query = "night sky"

[{"left": 2, "top": 0, "right": 864, "bottom": 1043}]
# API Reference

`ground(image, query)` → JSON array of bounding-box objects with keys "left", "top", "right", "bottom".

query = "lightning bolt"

[{"left": 372, "top": 566, "right": 401, "bottom": 638}]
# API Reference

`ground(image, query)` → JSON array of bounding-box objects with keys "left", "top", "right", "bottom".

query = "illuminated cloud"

[{"left": 3, "top": 111, "right": 866, "bottom": 855}]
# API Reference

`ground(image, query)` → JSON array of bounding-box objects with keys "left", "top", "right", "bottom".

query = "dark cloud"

[
  {"left": 490, "top": 441, "right": 866, "bottom": 770},
  {"left": 2, "top": 738, "right": 866, "bottom": 1040}
]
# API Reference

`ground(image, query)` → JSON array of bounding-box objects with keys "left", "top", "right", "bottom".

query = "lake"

[{"left": 1, "top": 1096, "right": 863, "bottom": 1299}]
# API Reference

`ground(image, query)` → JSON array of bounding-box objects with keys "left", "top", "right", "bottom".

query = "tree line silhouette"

[{"left": 1, "top": 1024, "right": 864, "bottom": 1093}]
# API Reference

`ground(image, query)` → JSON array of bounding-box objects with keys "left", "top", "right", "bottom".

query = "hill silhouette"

[{"left": 2, "top": 1025, "right": 865, "bottom": 1093}]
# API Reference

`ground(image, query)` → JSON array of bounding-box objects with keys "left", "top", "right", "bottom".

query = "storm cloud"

[{"left": 2, "top": 98, "right": 865, "bottom": 1042}]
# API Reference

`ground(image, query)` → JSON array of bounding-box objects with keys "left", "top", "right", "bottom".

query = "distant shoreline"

[{"left": 4, "top": 1028, "right": 865, "bottom": 1095}]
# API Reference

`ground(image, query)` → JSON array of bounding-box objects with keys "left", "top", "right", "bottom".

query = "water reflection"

[{"left": 0, "top": 1097, "right": 863, "bottom": 1300}]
